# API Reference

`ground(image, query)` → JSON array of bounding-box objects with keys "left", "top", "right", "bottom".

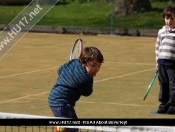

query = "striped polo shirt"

[
  {"left": 155, "top": 25, "right": 175, "bottom": 65},
  {"left": 48, "top": 59, "right": 93, "bottom": 107}
]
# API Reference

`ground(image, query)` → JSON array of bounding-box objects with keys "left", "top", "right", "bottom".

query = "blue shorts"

[
  {"left": 50, "top": 105, "right": 78, "bottom": 119},
  {"left": 50, "top": 105, "right": 78, "bottom": 132}
]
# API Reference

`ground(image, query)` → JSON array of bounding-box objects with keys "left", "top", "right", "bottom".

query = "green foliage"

[
  {"left": 150, "top": 0, "right": 175, "bottom": 2},
  {"left": 0, "top": 1, "right": 172, "bottom": 29}
]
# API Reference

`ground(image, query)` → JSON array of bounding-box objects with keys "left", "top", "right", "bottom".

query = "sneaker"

[
  {"left": 167, "top": 106, "right": 175, "bottom": 114},
  {"left": 157, "top": 109, "right": 167, "bottom": 113},
  {"left": 167, "top": 110, "right": 175, "bottom": 114},
  {"left": 157, "top": 103, "right": 168, "bottom": 113}
]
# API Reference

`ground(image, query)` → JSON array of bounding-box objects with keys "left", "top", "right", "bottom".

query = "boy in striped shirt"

[
  {"left": 155, "top": 6, "right": 175, "bottom": 114},
  {"left": 48, "top": 46, "right": 104, "bottom": 131}
]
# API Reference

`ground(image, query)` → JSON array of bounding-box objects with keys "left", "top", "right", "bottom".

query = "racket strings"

[
  {"left": 72, "top": 43, "right": 81, "bottom": 59},
  {"left": 71, "top": 39, "right": 83, "bottom": 60}
]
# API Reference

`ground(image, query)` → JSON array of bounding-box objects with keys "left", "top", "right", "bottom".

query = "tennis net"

[{"left": 0, "top": 112, "right": 175, "bottom": 132}]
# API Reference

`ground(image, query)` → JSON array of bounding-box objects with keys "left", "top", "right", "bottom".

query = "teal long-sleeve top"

[{"left": 48, "top": 59, "right": 93, "bottom": 107}]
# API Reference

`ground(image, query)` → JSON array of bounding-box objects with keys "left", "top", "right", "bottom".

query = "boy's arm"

[
  {"left": 73, "top": 61, "right": 94, "bottom": 96},
  {"left": 78, "top": 77, "right": 93, "bottom": 96},
  {"left": 79, "top": 84, "right": 93, "bottom": 96},
  {"left": 155, "top": 33, "right": 161, "bottom": 62}
]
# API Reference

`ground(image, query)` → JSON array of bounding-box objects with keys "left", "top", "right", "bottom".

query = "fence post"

[{"left": 110, "top": 0, "right": 114, "bottom": 35}]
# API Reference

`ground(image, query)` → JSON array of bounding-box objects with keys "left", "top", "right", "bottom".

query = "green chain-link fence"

[{"left": 0, "top": 0, "right": 173, "bottom": 36}]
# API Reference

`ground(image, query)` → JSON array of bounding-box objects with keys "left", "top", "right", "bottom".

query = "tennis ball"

[{"left": 55, "top": 126, "right": 66, "bottom": 132}]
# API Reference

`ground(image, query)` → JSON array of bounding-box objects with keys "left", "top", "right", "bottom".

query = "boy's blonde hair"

[{"left": 79, "top": 46, "right": 104, "bottom": 64}]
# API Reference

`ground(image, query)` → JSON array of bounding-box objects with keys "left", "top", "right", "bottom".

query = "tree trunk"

[
  {"left": 116, "top": 0, "right": 152, "bottom": 16},
  {"left": 115, "top": 0, "right": 126, "bottom": 16}
]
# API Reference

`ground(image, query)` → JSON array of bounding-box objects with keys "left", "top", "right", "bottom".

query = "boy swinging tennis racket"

[{"left": 48, "top": 38, "right": 104, "bottom": 132}]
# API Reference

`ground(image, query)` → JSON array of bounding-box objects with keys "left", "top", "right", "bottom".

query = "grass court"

[{"left": 0, "top": 33, "right": 173, "bottom": 118}]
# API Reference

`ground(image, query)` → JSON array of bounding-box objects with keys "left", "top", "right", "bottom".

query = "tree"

[
  {"left": 0, "top": 0, "right": 31, "bottom": 5},
  {"left": 116, "top": 0, "right": 152, "bottom": 16}
]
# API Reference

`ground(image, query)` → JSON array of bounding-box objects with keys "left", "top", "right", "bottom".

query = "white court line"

[
  {"left": 0, "top": 68, "right": 156, "bottom": 104},
  {"left": 0, "top": 66, "right": 58, "bottom": 79},
  {"left": 94, "top": 68, "right": 155, "bottom": 83},
  {"left": 26, "top": 97, "right": 157, "bottom": 108},
  {"left": 0, "top": 62, "right": 154, "bottom": 79},
  {"left": 0, "top": 92, "right": 48, "bottom": 104}
]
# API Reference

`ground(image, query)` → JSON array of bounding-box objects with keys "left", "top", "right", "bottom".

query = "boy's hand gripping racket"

[
  {"left": 70, "top": 38, "right": 83, "bottom": 60},
  {"left": 143, "top": 68, "right": 159, "bottom": 100}
]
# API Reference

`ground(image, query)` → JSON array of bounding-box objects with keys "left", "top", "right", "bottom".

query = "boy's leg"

[
  {"left": 50, "top": 106, "right": 78, "bottom": 132},
  {"left": 167, "top": 66, "right": 175, "bottom": 114},
  {"left": 50, "top": 106, "right": 78, "bottom": 118},
  {"left": 50, "top": 106, "right": 62, "bottom": 117},
  {"left": 158, "top": 65, "right": 169, "bottom": 113}
]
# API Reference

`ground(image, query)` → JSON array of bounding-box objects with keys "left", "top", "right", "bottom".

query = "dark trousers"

[
  {"left": 158, "top": 64, "right": 175, "bottom": 107},
  {"left": 50, "top": 106, "right": 78, "bottom": 132}
]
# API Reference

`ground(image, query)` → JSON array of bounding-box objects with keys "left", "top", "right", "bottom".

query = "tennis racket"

[
  {"left": 143, "top": 68, "right": 159, "bottom": 100},
  {"left": 70, "top": 38, "right": 83, "bottom": 60}
]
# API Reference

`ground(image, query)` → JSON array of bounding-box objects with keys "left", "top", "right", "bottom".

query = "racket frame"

[
  {"left": 70, "top": 38, "right": 83, "bottom": 60},
  {"left": 143, "top": 68, "right": 159, "bottom": 100}
]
